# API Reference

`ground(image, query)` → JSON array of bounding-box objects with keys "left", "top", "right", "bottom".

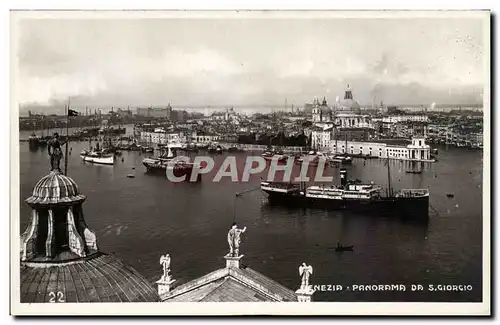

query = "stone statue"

[
  {"left": 227, "top": 223, "right": 246, "bottom": 257},
  {"left": 299, "top": 263, "right": 313, "bottom": 289},
  {"left": 47, "top": 133, "right": 67, "bottom": 172},
  {"left": 159, "top": 254, "right": 171, "bottom": 282}
]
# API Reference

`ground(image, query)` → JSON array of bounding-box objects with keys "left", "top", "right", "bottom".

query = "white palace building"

[
  {"left": 330, "top": 136, "right": 434, "bottom": 162},
  {"left": 309, "top": 85, "right": 434, "bottom": 162}
]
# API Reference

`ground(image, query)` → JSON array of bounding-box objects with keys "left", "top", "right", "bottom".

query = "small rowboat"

[{"left": 335, "top": 245, "right": 354, "bottom": 252}]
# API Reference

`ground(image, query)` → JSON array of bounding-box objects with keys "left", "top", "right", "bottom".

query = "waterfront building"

[
  {"left": 20, "top": 167, "right": 159, "bottom": 303},
  {"left": 334, "top": 127, "right": 374, "bottom": 142},
  {"left": 140, "top": 131, "right": 182, "bottom": 145},
  {"left": 114, "top": 107, "right": 133, "bottom": 118},
  {"left": 136, "top": 105, "right": 173, "bottom": 119},
  {"left": 330, "top": 136, "right": 433, "bottom": 162},
  {"left": 192, "top": 131, "right": 221, "bottom": 144},
  {"left": 379, "top": 115, "right": 429, "bottom": 124},
  {"left": 210, "top": 107, "right": 239, "bottom": 122},
  {"left": 311, "top": 125, "right": 333, "bottom": 149},
  {"left": 136, "top": 107, "right": 150, "bottom": 116}
]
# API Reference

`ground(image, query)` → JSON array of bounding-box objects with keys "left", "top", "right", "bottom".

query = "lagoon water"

[{"left": 19, "top": 129, "right": 483, "bottom": 302}]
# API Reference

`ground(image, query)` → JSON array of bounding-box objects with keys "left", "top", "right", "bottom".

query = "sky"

[{"left": 15, "top": 14, "right": 486, "bottom": 114}]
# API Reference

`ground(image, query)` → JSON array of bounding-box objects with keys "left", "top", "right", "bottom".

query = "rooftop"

[
  {"left": 21, "top": 252, "right": 159, "bottom": 303},
  {"left": 163, "top": 264, "right": 297, "bottom": 302},
  {"left": 156, "top": 225, "right": 315, "bottom": 302}
]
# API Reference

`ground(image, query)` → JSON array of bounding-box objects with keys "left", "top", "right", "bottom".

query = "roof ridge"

[
  {"left": 243, "top": 267, "right": 296, "bottom": 294},
  {"left": 197, "top": 277, "right": 230, "bottom": 302},
  {"left": 165, "top": 268, "right": 229, "bottom": 299},
  {"left": 228, "top": 268, "right": 295, "bottom": 302}
]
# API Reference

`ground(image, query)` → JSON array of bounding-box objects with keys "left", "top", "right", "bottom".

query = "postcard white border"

[{"left": 9, "top": 9, "right": 491, "bottom": 316}]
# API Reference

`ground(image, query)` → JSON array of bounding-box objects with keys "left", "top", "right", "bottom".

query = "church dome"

[
  {"left": 320, "top": 105, "right": 332, "bottom": 115},
  {"left": 20, "top": 167, "right": 160, "bottom": 303},
  {"left": 313, "top": 97, "right": 332, "bottom": 115},
  {"left": 338, "top": 98, "right": 361, "bottom": 112},
  {"left": 21, "top": 253, "right": 159, "bottom": 303},
  {"left": 336, "top": 84, "right": 361, "bottom": 113},
  {"left": 26, "top": 170, "right": 86, "bottom": 206}
]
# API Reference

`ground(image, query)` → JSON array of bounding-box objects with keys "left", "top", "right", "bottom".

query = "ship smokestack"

[{"left": 340, "top": 168, "right": 348, "bottom": 187}]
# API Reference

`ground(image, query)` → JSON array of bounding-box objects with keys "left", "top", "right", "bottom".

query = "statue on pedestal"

[
  {"left": 47, "top": 133, "right": 67, "bottom": 172},
  {"left": 299, "top": 262, "right": 313, "bottom": 289},
  {"left": 227, "top": 223, "right": 246, "bottom": 257},
  {"left": 159, "top": 254, "right": 171, "bottom": 282}
]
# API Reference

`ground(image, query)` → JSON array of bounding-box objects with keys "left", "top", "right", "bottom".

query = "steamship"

[
  {"left": 142, "top": 146, "right": 201, "bottom": 182},
  {"left": 261, "top": 166, "right": 429, "bottom": 221}
]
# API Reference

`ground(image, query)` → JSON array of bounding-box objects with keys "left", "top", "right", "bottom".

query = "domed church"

[
  {"left": 311, "top": 97, "right": 333, "bottom": 123},
  {"left": 336, "top": 84, "right": 361, "bottom": 113},
  {"left": 20, "top": 165, "right": 160, "bottom": 303}
]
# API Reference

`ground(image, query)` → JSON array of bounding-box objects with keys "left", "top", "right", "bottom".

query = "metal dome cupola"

[
  {"left": 25, "top": 170, "right": 86, "bottom": 206},
  {"left": 19, "top": 116, "right": 159, "bottom": 303},
  {"left": 21, "top": 168, "right": 97, "bottom": 263}
]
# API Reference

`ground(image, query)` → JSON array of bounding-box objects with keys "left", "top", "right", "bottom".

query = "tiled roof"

[
  {"left": 163, "top": 266, "right": 297, "bottom": 302},
  {"left": 199, "top": 278, "right": 270, "bottom": 302},
  {"left": 20, "top": 253, "right": 159, "bottom": 303},
  {"left": 25, "top": 171, "right": 86, "bottom": 205}
]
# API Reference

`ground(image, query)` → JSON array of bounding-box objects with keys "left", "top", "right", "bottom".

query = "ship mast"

[
  {"left": 387, "top": 157, "right": 392, "bottom": 197},
  {"left": 345, "top": 132, "right": 348, "bottom": 156},
  {"left": 334, "top": 126, "right": 337, "bottom": 154}
]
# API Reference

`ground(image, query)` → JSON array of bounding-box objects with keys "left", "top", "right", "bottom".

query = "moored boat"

[
  {"left": 261, "top": 167, "right": 430, "bottom": 221},
  {"left": 262, "top": 149, "right": 288, "bottom": 162},
  {"left": 142, "top": 146, "right": 201, "bottom": 182},
  {"left": 82, "top": 151, "right": 115, "bottom": 165},
  {"left": 28, "top": 133, "right": 39, "bottom": 150},
  {"left": 332, "top": 154, "right": 353, "bottom": 165},
  {"left": 295, "top": 151, "right": 333, "bottom": 167}
]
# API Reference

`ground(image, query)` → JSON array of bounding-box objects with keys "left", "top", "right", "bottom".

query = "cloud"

[{"left": 15, "top": 17, "right": 485, "bottom": 110}]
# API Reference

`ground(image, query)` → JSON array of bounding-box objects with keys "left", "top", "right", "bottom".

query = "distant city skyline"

[
  {"left": 19, "top": 102, "right": 483, "bottom": 117},
  {"left": 15, "top": 12, "right": 486, "bottom": 115}
]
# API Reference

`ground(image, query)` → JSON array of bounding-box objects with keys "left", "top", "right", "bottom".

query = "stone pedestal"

[
  {"left": 156, "top": 277, "right": 176, "bottom": 298},
  {"left": 295, "top": 286, "right": 315, "bottom": 302},
  {"left": 224, "top": 254, "right": 244, "bottom": 269}
]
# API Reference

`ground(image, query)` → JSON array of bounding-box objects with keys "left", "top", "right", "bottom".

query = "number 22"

[{"left": 48, "top": 291, "right": 65, "bottom": 303}]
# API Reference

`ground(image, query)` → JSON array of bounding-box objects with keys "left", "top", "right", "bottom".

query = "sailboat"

[
  {"left": 81, "top": 121, "right": 114, "bottom": 165},
  {"left": 82, "top": 142, "right": 115, "bottom": 165},
  {"left": 332, "top": 132, "right": 352, "bottom": 165},
  {"left": 142, "top": 146, "right": 201, "bottom": 181},
  {"left": 38, "top": 116, "right": 48, "bottom": 147},
  {"left": 141, "top": 133, "right": 154, "bottom": 153},
  {"left": 262, "top": 129, "right": 288, "bottom": 163},
  {"left": 28, "top": 114, "right": 40, "bottom": 150}
]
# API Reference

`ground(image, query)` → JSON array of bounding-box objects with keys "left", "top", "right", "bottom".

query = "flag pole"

[{"left": 64, "top": 98, "right": 70, "bottom": 175}]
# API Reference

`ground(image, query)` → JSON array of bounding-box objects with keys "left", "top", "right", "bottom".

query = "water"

[{"left": 18, "top": 135, "right": 483, "bottom": 302}]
